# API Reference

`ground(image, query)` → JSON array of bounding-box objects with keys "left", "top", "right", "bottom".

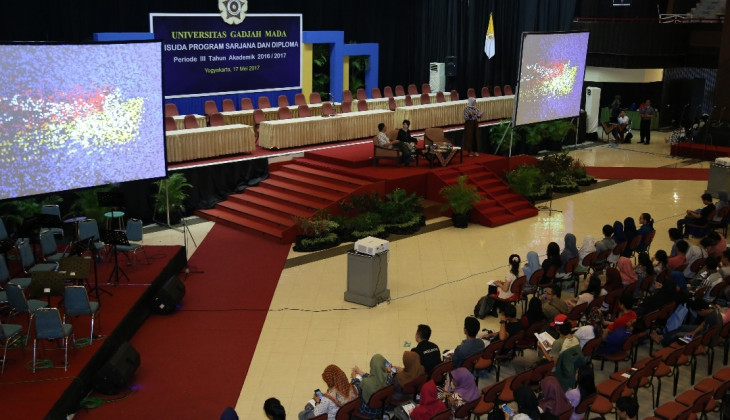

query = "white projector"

[
  {"left": 354, "top": 236, "right": 390, "bottom": 256},
  {"left": 715, "top": 157, "right": 730, "bottom": 167}
]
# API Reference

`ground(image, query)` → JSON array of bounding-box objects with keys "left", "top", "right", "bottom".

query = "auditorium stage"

[{"left": 1, "top": 246, "right": 187, "bottom": 419}]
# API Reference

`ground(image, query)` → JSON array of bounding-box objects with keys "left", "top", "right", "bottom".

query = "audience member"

[
  {"left": 412, "top": 324, "right": 441, "bottom": 376},
  {"left": 653, "top": 249, "right": 669, "bottom": 273},
  {"left": 683, "top": 241, "right": 708, "bottom": 279},
  {"left": 668, "top": 228, "right": 683, "bottom": 257},
  {"left": 577, "top": 235, "right": 596, "bottom": 271},
  {"left": 392, "top": 351, "right": 425, "bottom": 402},
  {"left": 463, "top": 97, "right": 483, "bottom": 157},
  {"left": 265, "top": 397, "right": 287, "bottom": 420},
  {"left": 565, "top": 275, "right": 602, "bottom": 309},
  {"left": 574, "top": 307, "right": 603, "bottom": 348},
  {"left": 612, "top": 221, "right": 626, "bottom": 245},
  {"left": 637, "top": 272, "right": 679, "bottom": 316},
  {"left": 542, "top": 285, "right": 569, "bottom": 320},
  {"left": 375, "top": 122, "right": 413, "bottom": 166},
  {"left": 615, "top": 396, "right": 639, "bottom": 420},
  {"left": 604, "top": 295, "right": 636, "bottom": 336},
  {"left": 677, "top": 193, "right": 715, "bottom": 236},
  {"left": 603, "top": 267, "right": 623, "bottom": 293},
  {"left": 449, "top": 317, "right": 485, "bottom": 369},
  {"left": 540, "top": 315, "right": 579, "bottom": 361},
  {"left": 523, "top": 251, "right": 542, "bottom": 293},
  {"left": 558, "top": 233, "right": 579, "bottom": 280},
  {"left": 633, "top": 252, "right": 655, "bottom": 285},
  {"left": 702, "top": 231, "right": 727, "bottom": 259},
  {"left": 651, "top": 299, "right": 722, "bottom": 347},
  {"left": 565, "top": 365, "right": 596, "bottom": 420},
  {"left": 299, "top": 365, "right": 358, "bottom": 420},
  {"left": 622, "top": 218, "right": 638, "bottom": 257},
  {"left": 720, "top": 249, "right": 730, "bottom": 279},
  {"left": 443, "top": 367, "right": 481, "bottom": 419},
  {"left": 538, "top": 376, "right": 572, "bottom": 416},
  {"left": 484, "top": 254, "right": 522, "bottom": 316},
  {"left": 509, "top": 386, "right": 541, "bottom": 420},
  {"left": 542, "top": 242, "right": 562, "bottom": 283},
  {"left": 668, "top": 240, "right": 688, "bottom": 271},
  {"left": 523, "top": 296, "right": 546, "bottom": 327},
  {"left": 594, "top": 225, "right": 616, "bottom": 266},
  {"left": 599, "top": 318, "right": 645, "bottom": 355},
  {"left": 409, "top": 380, "right": 447, "bottom": 420},
  {"left": 695, "top": 256, "right": 721, "bottom": 303},
  {"left": 483, "top": 304, "right": 522, "bottom": 341},
  {"left": 617, "top": 256, "right": 637, "bottom": 286},
  {"left": 714, "top": 191, "right": 729, "bottom": 221},
  {"left": 350, "top": 354, "right": 393, "bottom": 418},
  {"left": 636, "top": 213, "right": 654, "bottom": 252}
]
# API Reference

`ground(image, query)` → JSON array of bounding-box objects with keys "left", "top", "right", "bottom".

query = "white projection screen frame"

[
  {"left": 0, "top": 41, "right": 167, "bottom": 201},
  {"left": 513, "top": 31, "right": 590, "bottom": 127}
]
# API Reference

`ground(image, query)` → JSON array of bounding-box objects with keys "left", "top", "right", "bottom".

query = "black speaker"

[
  {"left": 445, "top": 56, "right": 456, "bottom": 77},
  {"left": 93, "top": 341, "right": 140, "bottom": 395},
  {"left": 151, "top": 275, "right": 186, "bottom": 315}
]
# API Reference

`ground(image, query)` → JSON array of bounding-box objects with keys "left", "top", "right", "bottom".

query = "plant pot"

[{"left": 452, "top": 213, "right": 470, "bottom": 228}]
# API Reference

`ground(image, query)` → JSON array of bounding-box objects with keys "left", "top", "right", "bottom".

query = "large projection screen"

[
  {"left": 150, "top": 14, "right": 302, "bottom": 98},
  {"left": 514, "top": 32, "right": 590, "bottom": 127},
  {"left": 0, "top": 41, "right": 167, "bottom": 201}
]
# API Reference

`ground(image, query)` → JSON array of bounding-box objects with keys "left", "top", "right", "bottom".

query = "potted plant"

[
  {"left": 439, "top": 175, "right": 483, "bottom": 228},
  {"left": 153, "top": 173, "right": 192, "bottom": 225},
  {"left": 506, "top": 164, "right": 548, "bottom": 202},
  {"left": 378, "top": 188, "right": 425, "bottom": 235},
  {"left": 292, "top": 209, "right": 341, "bottom": 252}
]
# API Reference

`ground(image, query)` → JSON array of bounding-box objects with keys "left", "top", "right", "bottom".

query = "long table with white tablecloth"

[
  {"left": 165, "top": 124, "right": 256, "bottom": 163},
  {"left": 171, "top": 114, "right": 206, "bottom": 130},
  {"left": 394, "top": 95, "right": 515, "bottom": 130},
  {"left": 258, "top": 109, "right": 393, "bottom": 149},
  {"left": 221, "top": 102, "right": 339, "bottom": 126}
]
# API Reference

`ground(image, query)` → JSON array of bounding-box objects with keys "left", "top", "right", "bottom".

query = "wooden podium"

[{"left": 344, "top": 251, "right": 390, "bottom": 307}]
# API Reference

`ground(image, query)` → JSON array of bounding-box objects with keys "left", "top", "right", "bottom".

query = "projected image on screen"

[
  {"left": 514, "top": 32, "right": 589, "bottom": 126},
  {"left": 0, "top": 42, "right": 166, "bottom": 201}
]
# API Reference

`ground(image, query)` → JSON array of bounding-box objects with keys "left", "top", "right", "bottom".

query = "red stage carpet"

[
  {"left": 585, "top": 166, "right": 709, "bottom": 180},
  {"left": 73, "top": 225, "right": 291, "bottom": 419}
]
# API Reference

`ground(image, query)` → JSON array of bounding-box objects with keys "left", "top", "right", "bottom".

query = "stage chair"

[
  {"left": 18, "top": 240, "right": 57, "bottom": 275},
  {"left": 493, "top": 86, "right": 503, "bottom": 96},
  {"left": 383, "top": 86, "right": 393, "bottom": 98},
  {"left": 0, "top": 319, "right": 22, "bottom": 374},
  {"left": 183, "top": 114, "right": 198, "bottom": 129},
  {"left": 504, "top": 85, "right": 513, "bottom": 95},
  {"left": 340, "top": 101, "right": 352, "bottom": 113},
  {"left": 209, "top": 113, "right": 225, "bottom": 127},
  {"left": 253, "top": 109, "right": 265, "bottom": 138},
  {"left": 297, "top": 104, "right": 311, "bottom": 118},
  {"left": 221, "top": 98, "right": 235, "bottom": 112},
  {"left": 294, "top": 93, "right": 306, "bottom": 106},
  {"left": 277, "top": 95, "right": 289, "bottom": 108},
  {"left": 407, "top": 84, "right": 418, "bottom": 95},
  {"left": 257, "top": 96, "right": 271, "bottom": 109},
  {"left": 240, "top": 97, "right": 254, "bottom": 110},
  {"left": 352, "top": 384, "right": 394, "bottom": 420},
  {"left": 33, "top": 308, "right": 73, "bottom": 372},
  {"left": 420, "top": 93, "right": 431, "bottom": 105},
  {"left": 164, "top": 116, "right": 177, "bottom": 131},
  {"left": 436, "top": 91, "right": 445, "bottom": 103},
  {"left": 421, "top": 83, "right": 431, "bottom": 94},
  {"left": 373, "top": 129, "right": 407, "bottom": 166},
  {"left": 64, "top": 286, "right": 99, "bottom": 344},
  {"left": 309, "top": 92, "right": 322, "bottom": 104},
  {"left": 356, "top": 88, "right": 366, "bottom": 100},
  {"left": 494, "top": 331, "right": 524, "bottom": 382},
  {"left": 2, "top": 254, "right": 30, "bottom": 290},
  {"left": 467, "top": 88, "right": 476, "bottom": 98},
  {"left": 204, "top": 100, "right": 218, "bottom": 118},
  {"left": 582, "top": 336, "right": 603, "bottom": 368},
  {"left": 395, "top": 85, "right": 405, "bottom": 96},
  {"left": 78, "top": 219, "right": 106, "bottom": 256},
  {"left": 450, "top": 90, "right": 459, "bottom": 101},
  {"left": 322, "top": 102, "right": 334, "bottom": 116},
  {"left": 278, "top": 107, "right": 291, "bottom": 120},
  {"left": 5, "top": 283, "right": 47, "bottom": 344},
  {"left": 388, "top": 97, "right": 396, "bottom": 111},
  {"left": 40, "top": 204, "right": 64, "bottom": 239},
  {"left": 342, "top": 90, "right": 353, "bottom": 103},
  {"left": 164, "top": 103, "right": 179, "bottom": 117},
  {"left": 0, "top": 218, "right": 10, "bottom": 242},
  {"left": 371, "top": 87, "right": 382, "bottom": 98},
  {"left": 39, "top": 229, "right": 65, "bottom": 263},
  {"left": 116, "top": 218, "right": 148, "bottom": 266},
  {"left": 404, "top": 95, "right": 413, "bottom": 106},
  {"left": 481, "top": 86, "right": 491, "bottom": 98},
  {"left": 356, "top": 100, "right": 368, "bottom": 112}
]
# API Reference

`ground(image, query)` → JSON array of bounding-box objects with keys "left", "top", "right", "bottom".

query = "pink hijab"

[
  {"left": 617, "top": 257, "right": 638, "bottom": 285},
  {"left": 539, "top": 376, "right": 572, "bottom": 415}
]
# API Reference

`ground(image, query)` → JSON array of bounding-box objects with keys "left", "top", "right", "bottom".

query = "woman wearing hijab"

[
  {"left": 539, "top": 376, "right": 573, "bottom": 416},
  {"left": 444, "top": 367, "right": 480, "bottom": 419},
  {"left": 622, "top": 218, "right": 638, "bottom": 257},
  {"left": 463, "top": 97, "right": 483, "bottom": 156},
  {"left": 351, "top": 354, "right": 392, "bottom": 418},
  {"left": 410, "top": 380, "right": 447, "bottom": 420},
  {"left": 392, "top": 351, "right": 426, "bottom": 401},
  {"left": 576, "top": 236, "right": 596, "bottom": 273},
  {"left": 511, "top": 386, "right": 542, "bottom": 420},
  {"left": 523, "top": 296, "right": 546, "bottom": 327},
  {"left": 617, "top": 256, "right": 638, "bottom": 286},
  {"left": 558, "top": 233, "right": 579, "bottom": 279},
  {"left": 300, "top": 364, "right": 359, "bottom": 420},
  {"left": 523, "top": 251, "right": 542, "bottom": 294}
]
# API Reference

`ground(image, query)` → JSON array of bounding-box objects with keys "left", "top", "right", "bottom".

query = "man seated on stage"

[
  {"left": 614, "top": 110, "right": 631, "bottom": 143},
  {"left": 376, "top": 122, "right": 413, "bottom": 166},
  {"left": 677, "top": 193, "right": 715, "bottom": 237}
]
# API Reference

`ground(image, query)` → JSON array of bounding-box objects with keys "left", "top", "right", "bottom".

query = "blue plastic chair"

[
  {"left": 0, "top": 319, "right": 23, "bottom": 374},
  {"left": 40, "top": 229, "right": 65, "bottom": 262},
  {"left": 77, "top": 219, "right": 106, "bottom": 255},
  {"left": 33, "top": 308, "right": 73, "bottom": 372},
  {"left": 64, "top": 286, "right": 100, "bottom": 344},
  {"left": 18, "top": 240, "right": 57, "bottom": 274},
  {"left": 5, "top": 283, "right": 48, "bottom": 344},
  {"left": 115, "top": 219, "right": 148, "bottom": 265},
  {"left": 40, "top": 204, "right": 64, "bottom": 239},
  {"left": 2, "top": 253, "right": 31, "bottom": 291}
]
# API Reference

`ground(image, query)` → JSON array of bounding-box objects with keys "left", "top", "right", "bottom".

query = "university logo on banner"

[{"left": 219, "top": 0, "right": 248, "bottom": 24}]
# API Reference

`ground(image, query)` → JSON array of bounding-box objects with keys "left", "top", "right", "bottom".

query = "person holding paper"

[{"left": 463, "top": 97, "right": 483, "bottom": 157}]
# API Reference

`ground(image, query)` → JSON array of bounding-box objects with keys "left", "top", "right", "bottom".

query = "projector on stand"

[{"left": 354, "top": 236, "right": 390, "bottom": 256}]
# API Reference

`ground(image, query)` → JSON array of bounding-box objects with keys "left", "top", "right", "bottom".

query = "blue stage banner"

[{"left": 150, "top": 14, "right": 302, "bottom": 99}]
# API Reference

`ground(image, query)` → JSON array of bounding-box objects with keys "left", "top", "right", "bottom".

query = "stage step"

[{"left": 197, "top": 208, "right": 291, "bottom": 241}]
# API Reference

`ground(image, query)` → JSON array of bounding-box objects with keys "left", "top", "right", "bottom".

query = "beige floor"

[{"left": 146, "top": 136, "right": 715, "bottom": 419}]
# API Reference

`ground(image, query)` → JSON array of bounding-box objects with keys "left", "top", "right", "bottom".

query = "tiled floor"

[{"left": 146, "top": 135, "right": 717, "bottom": 419}]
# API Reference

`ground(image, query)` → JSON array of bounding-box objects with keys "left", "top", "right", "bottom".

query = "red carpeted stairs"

[
  {"left": 429, "top": 163, "right": 537, "bottom": 227},
  {"left": 197, "top": 161, "right": 377, "bottom": 242}
]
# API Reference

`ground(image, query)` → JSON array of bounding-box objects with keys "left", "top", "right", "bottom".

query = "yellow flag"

[{"left": 484, "top": 13, "right": 495, "bottom": 58}]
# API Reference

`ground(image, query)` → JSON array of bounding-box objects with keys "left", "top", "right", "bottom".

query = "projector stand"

[{"left": 494, "top": 120, "right": 515, "bottom": 156}]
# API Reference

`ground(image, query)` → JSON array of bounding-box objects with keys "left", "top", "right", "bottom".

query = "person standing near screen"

[
  {"left": 463, "top": 98, "right": 483, "bottom": 157},
  {"left": 638, "top": 99, "right": 655, "bottom": 145}
]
